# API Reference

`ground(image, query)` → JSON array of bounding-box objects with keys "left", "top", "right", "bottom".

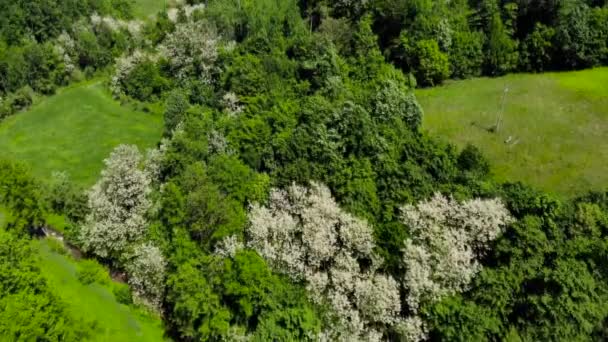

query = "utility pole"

[{"left": 495, "top": 86, "right": 509, "bottom": 133}]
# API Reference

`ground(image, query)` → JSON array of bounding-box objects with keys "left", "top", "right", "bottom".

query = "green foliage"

[
  {"left": 166, "top": 258, "right": 230, "bottom": 340},
  {"left": 122, "top": 60, "right": 170, "bottom": 101},
  {"left": 424, "top": 196, "right": 608, "bottom": 340},
  {"left": 204, "top": 0, "right": 305, "bottom": 43},
  {"left": 3, "top": 0, "right": 608, "bottom": 340},
  {"left": 412, "top": 39, "right": 450, "bottom": 86},
  {"left": 164, "top": 88, "right": 190, "bottom": 134},
  {"left": 36, "top": 238, "right": 166, "bottom": 341},
  {"left": 555, "top": 2, "right": 596, "bottom": 69},
  {"left": 0, "top": 231, "right": 92, "bottom": 340},
  {"left": 0, "top": 0, "right": 131, "bottom": 44},
  {"left": 181, "top": 163, "right": 247, "bottom": 246},
  {"left": 112, "top": 282, "right": 133, "bottom": 305},
  {"left": 485, "top": 12, "right": 518, "bottom": 75},
  {"left": 520, "top": 23, "right": 555, "bottom": 72},
  {"left": 0, "top": 160, "right": 46, "bottom": 235},
  {"left": 77, "top": 259, "right": 111, "bottom": 286},
  {"left": 166, "top": 251, "right": 321, "bottom": 341},
  {"left": 47, "top": 171, "right": 88, "bottom": 223},
  {"left": 457, "top": 144, "right": 490, "bottom": 177},
  {"left": 301, "top": 0, "right": 608, "bottom": 81},
  {"left": 449, "top": 30, "right": 484, "bottom": 78}
]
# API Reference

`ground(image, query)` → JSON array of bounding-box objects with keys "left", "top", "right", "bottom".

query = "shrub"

[
  {"left": 77, "top": 259, "right": 111, "bottom": 286},
  {"left": 112, "top": 283, "right": 133, "bottom": 305},
  {"left": 10, "top": 86, "right": 35, "bottom": 112},
  {"left": 412, "top": 39, "right": 449, "bottom": 86},
  {"left": 126, "top": 243, "right": 166, "bottom": 310},
  {"left": 457, "top": 144, "right": 490, "bottom": 177}
]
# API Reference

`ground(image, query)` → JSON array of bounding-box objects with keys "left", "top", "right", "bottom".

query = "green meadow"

[
  {"left": 418, "top": 68, "right": 608, "bottom": 197},
  {"left": 133, "top": 0, "right": 169, "bottom": 19},
  {"left": 0, "top": 82, "right": 162, "bottom": 186}
]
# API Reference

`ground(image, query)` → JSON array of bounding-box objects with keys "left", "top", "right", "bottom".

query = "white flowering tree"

[
  {"left": 126, "top": 243, "right": 167, "bottom": 310},
  {"left": 160, "top": 21, "right": 219, "bottom": 83},
  {"left": 54, "top": 32, "right": 76, "bottom": 75},
  {"left": 80, "top": 145, "right": 151, "bottom": 259},
  {"left": 167, "top": 3, "right": 206, "bottom": 22},
  {"left": 90, "top": 12, "right": 143, "bottom": 36},
  {"left": 247, "top": 182, "right": 401, "bottom": 341},
  {"left": 400, "top": 193, "right": 513, "bottom": 311}
]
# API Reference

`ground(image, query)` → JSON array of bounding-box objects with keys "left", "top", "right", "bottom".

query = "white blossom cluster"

[
  {"left": 207, "top": 129, "right": 232, "bottom": 155},
  {"left": 435, "top": 19, "right": 453, "bottom": 51},
  {"left": 110, "top": 50, "right": 158, "bottom": 96},
  {"left": 222, "top": 92, "right": 244, "bottom": 117},
  {"left": 247, "top": 182, "right": 401, "bottom": 341},
  {"left": 126, "top": 243, "right": 167, "bottom": 310},
  {"left": 400, "top": 193, "right": 513, "bottom": 311},
  {"left": 90, "top": 12, "right": 143, "bottom": 36},
  {"left": 167, "top": 3, "right": 206, "bottom": 22},
  {"left": 145, "top": 137, "right": 171, "bottom": 183},
  {"left": 54, "top": 32, "right": 76, "bottom": 74},
  {"left": 214, "top": 235, "right": 244, "bottom": 258},
  {"left": 395, "top": 316, "right": 428, "bottom": 342},
  {"left": 159, "top": 21, "right": 219, "bottom": 83},
  {"left": 80, "top": 145, "right": 151, "bottom": 259}
]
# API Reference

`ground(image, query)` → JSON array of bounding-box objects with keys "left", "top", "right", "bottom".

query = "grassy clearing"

[
  {"left": 417, "top": 68, "right": 608, "bottom": 197},
  {"left": 36, "top": 238, "right": 166, "bottom": 341},
  {"left": 133, "top": 0, "right": 168, "bottom": 19},
  {"left": 0, "top": 81, "right": 162, "bottom": 187}
]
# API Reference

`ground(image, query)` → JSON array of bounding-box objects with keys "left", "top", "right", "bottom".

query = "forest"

[{"left": 1, "top": 0, "right": 608, "bottom": 341}]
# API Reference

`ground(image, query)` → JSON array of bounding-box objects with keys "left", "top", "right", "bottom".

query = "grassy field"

[
  {"left": 133, "top": 0, "right": 168, "bottom": 19},
  {"left": 36, "top": 238, "right": 166, "bottom": 341},
  {"left": 417, "top": 68, "right": 608, "bottom": 197},
  {"left": 0, "top": 81, "right": 162, "bottom": 186}
]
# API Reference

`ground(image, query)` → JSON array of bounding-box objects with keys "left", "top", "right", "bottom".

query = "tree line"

[
  {"left": 301, "top": 0, "right": 608, "bottom": 85},
  {"left": 1, "top": 0, "right": 608, "bottom": 341}
]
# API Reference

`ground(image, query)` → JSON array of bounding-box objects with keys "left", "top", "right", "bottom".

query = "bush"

[
  {"left": 10, "top": 86, "right": 35, "bottom": 112},
  {"left": 112, "top": 283, "right": 133, "bottom": 305},
  {"left": 458, "top": 144, "right": 490, "bottom": 177},
  {"left": 77, "top": 259, "right": 111, "bottom": 286},
  {"left": 413, "top": 39, "right": 449, "bottom": 86}
]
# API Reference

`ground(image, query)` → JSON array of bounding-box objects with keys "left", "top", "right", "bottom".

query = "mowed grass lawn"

[
  {"left": 36, "top": 239, "right": 166, "bottom": 341},
  {"left": 417, "top": 68, "right": 608, "bottom": 197},
  {"left": 0, "top": 82, "right": 162, "bottom": 186}
]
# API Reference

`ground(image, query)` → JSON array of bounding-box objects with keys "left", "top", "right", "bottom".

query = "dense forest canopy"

[{"left": 1, "top": 0, "right": 608, "bottom": 341}]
